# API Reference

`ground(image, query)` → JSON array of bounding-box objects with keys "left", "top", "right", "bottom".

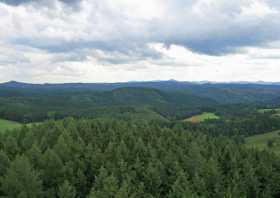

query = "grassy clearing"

[
  {"left": 26, "top": 122, "right": 42, "bottom": 127},
  {"left": 257, "top": 108, "right": 274, "bottom": 113},
  {"left": 258, "top": 108, "right": 280, "bottom": 118},
  {"left": 245, "top": 130, "right": 280, "bottom": 155},
  {"left": 258, "top": 108, "right": 280, "bottom": 115},
  {"left": 184, "top": 112, "right": 220, "bottom": 123},
  {"left": 0, "top": 119, "right": 22, "bottom": 132},
  {"left": 0, "top": 119, "right": 43, "bottom": 133}
]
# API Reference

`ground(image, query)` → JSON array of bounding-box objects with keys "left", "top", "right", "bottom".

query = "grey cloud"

[
  {"left": 0, "top": 0, "right": 31, "bottom": 5},
  {"left": 165, "top": 22, "right": 280, "bottom": 55},
  {"left": 2, "top": 0, "right": 280, "bottom": 61},
  {"left": 0, "top": 55, "right": 30, "bottom": 65},
  {"left": 12, "top": 37, "right": 163, "bottom": 65},
  {"left": 0, "top": 0, "right": 80, "bottom": 6},
  {"left": 157, "top": 0, "right": 280, "bottom": 55}
]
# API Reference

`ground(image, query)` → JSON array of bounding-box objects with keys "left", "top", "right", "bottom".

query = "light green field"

[
  {"left": 258, "top": 108, "right": 280, "bottom": 115},
  {"left": 26, "top": 122, "right": 42, "bottom": 127},
  {"left": 245, "top": 130, "right": 280, "bottom": 155},
  {"left": 0, "top": 119, "right": 42, "bottom": 133},
  {"left": 0, "top": 119, "right": 22, "bottom": 132},
  {"left": 184, "top": 112, "right": 220, "bottom": 123},
  {"left": 257, "top": 108, "right": 273, "bottom": 113}
]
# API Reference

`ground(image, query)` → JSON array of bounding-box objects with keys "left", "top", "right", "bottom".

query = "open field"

[
  {"left": 245, "top": 130, "right": 280, "bottom": 155},
  {"left": 0, "top": 119, "right": 22, "bottom": 132},
  {"left": 184, "top": 112, "right": 220, "bottom": 123},
  {"left": 0, "top": 119, "right": 42, "bottom": 133},
  {"left": 258, "top": 108, "right": 280, "bottom": 115}
]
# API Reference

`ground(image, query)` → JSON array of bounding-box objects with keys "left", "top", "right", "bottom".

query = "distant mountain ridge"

[{"left": 2, "top": 80, "right": 280, "bottom": 87}]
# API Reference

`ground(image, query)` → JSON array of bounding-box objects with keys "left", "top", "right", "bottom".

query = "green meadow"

[
  {"left": 245, "top": 130, "right": 280, "bottom": 155},
  {"left": 184, "top": 112, "right": 220, "bottom": 123},
  {"left": 0, "top": 119, "right": 22, "bottom": 132},
  {"left": 258, "top": 108, "right": 280, "bottom": 116},
  {"left": 0, "top": 119, "right": 42, "bottom": 133}
]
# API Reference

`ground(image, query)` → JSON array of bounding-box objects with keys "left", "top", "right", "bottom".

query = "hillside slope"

[
  {"left": 0, "top": 87, "right": 216, "bottom": 122},
  {"left": 1, "top": 80, "right": 280, "bottom": 104}
]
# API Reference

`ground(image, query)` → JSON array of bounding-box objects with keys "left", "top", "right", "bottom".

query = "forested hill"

[
  {"left": 1, "top": 80, "right": 280, "bottom": 122},
  {"left": 0, "top": 86, "right": 217, "bottom": 122},
  {"left": 2, "top": 80, "right": 280, "bottom": 104}
]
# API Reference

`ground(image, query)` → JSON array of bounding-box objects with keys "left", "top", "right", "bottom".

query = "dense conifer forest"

[
  {"left": 1, "top": 119, "right": 280, "bottom": 197},
  {"left": 1, "top": 82, "right": 280, "bottom": 197}
]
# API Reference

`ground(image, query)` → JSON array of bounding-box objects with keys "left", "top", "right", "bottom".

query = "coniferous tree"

[
  {"left": 0, "top": 155, "right": 42, "bottom": 198},
  {"left": 0, "top": 151, "right": 10, "bottom": 176},
  {"left": 40, "top": 149, "right": 64, "bottom": 197},
  {"left": 58, "top": 180, "right": 76, "bottom": 198},
  {"left": 168, "top": 171, "right": 198, "bottom": 198}
]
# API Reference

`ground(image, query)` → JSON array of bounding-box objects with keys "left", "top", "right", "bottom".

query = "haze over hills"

[{"left": 3, "top": 80, "right": 280, "bottom": 87}]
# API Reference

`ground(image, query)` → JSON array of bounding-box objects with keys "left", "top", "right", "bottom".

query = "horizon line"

[{"left": 1, "top": 79, "right": 280, "bottom": 85}]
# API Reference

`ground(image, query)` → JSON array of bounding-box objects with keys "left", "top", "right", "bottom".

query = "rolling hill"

[
  {"left": 0, "top": 86, "right": 217, "bottom": 122},
  {"left": 1, "top": 80, "right": 280, "bottom": 123},
  {"left": 2, "top": 80, "right": 280, "bottom": 104}
]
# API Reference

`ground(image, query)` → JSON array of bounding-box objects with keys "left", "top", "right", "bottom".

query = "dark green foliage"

[
  {"left": 0, "top": 155, "right": 42, "bottom": 198},
  {"left": 0, "top": 87, "right": 216, "bottom": 122},
  {"left": 2, "top": 81, "right": 280, "bottom": 104},
  {"left": 4, "top": 82, "right": 280, "bottom": 123},
  {"left": 2, "top": 82, "right": 280, "bottom": 125},
  {"left": 267, "top": 140, "right": 274, "bottom": 148},
  {"left": 0, "top": 118, "right": 280, "bottom": 197},
  {"left": 0, "top": 151, "right": 10, "bottom": 176},
  {"left": 58, "top": 180, "right": 76, "bottom": 198},
  {"left": 179, "top": 112, "right": 280, "bottom": 137},
  {"left": 1, "top": 82, "right": 280, "bottom": 198}
]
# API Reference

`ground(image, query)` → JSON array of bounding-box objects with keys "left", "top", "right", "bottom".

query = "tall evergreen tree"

[
  {"left": 168, "top": 171, "right": 198, "bottom": 198},
  {"left": 0, "top": 155, "right": 42, "bottom": 198},
  {"left": 58, "top": 180, "right": 76, "bottom": 198}
]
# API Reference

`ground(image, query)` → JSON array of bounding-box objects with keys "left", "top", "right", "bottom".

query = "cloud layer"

[{"left": 0, "top": 0, "right": 280, "bottom": 82}]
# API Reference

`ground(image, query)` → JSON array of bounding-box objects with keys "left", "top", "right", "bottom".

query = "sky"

[{"left": 0, "top": 0, "right": 280, "bottom": 83}]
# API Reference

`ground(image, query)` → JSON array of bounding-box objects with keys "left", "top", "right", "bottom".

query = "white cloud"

[{"left": 1, "top": 0, "right": 280, "bottom": 82}]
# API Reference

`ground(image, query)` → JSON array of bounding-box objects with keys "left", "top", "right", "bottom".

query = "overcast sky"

[{"left": 0, "top": 0, "right": 280, "bottom": 83}]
